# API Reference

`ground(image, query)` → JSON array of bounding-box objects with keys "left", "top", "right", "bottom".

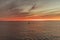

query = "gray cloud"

[{"left": 0, "top": 0, "right": 60, "bottom": 17}]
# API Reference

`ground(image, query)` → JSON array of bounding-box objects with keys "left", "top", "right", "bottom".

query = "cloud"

[{"left": 0, "top": 0, "right": 60, "bottom": 17}]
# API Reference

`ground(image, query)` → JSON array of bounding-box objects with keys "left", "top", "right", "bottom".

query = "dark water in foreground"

[{"left": 0, "top": 21, "right": 60, "bottom": 40}]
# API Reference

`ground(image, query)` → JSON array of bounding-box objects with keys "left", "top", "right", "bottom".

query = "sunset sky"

[
  {"left": 0, "top": 0, "right": 60, "bottom": 11},
  {"left": 0, "top": 0, "right": 60, "bottom": 21}
]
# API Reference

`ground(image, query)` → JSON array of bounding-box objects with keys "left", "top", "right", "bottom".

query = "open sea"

[{"left": 0, "top": 21, "right": 60, "bottom": 40}]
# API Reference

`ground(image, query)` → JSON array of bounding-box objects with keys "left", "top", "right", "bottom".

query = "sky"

[{"left": 0, "top": 0, "right": 60, "bottom": 17}]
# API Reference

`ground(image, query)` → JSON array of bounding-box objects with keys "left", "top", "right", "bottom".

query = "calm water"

[{"left": 0, "top": 21, "right": 60, "bottom": 40}]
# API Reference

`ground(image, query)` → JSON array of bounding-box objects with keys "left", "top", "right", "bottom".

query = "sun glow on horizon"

[{"left": 0, "top": 15, "right": 60, "bottom": 21}]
